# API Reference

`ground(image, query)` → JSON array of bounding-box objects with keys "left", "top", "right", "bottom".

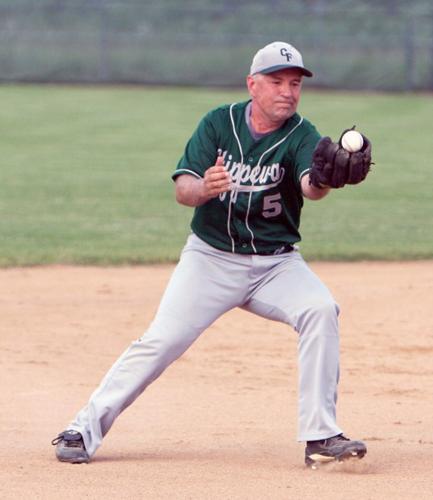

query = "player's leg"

[
  {"left": 55, "top": 234, "right": 249, "bottom": 460},
  {"left": 242, "top": 250, "right": 342, "bottom": 440},
  {"left": 242, "top": 250, "right": 366, "bottom": 467}
]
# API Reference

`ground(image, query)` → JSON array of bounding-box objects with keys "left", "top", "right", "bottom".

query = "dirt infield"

[{"left": 1, "top": 262, "right": 433, "bottom": 499}]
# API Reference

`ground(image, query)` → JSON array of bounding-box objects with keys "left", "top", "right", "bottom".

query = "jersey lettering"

[{"left": 217, "top": 148, "right": 285, "bottom": 201}]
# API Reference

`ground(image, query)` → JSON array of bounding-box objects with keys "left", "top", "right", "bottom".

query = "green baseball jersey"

[{"left": 172, "top": 100, "right": 321, "bottom": 255}]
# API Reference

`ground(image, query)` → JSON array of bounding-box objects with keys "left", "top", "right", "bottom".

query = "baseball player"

[{"left": 52, "top": 41, "right": 372, "bottom": 469}]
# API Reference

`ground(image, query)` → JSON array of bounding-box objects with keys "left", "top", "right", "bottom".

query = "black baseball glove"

[{"left": 309, "top": 128, "right": 373, "bottom": 189}]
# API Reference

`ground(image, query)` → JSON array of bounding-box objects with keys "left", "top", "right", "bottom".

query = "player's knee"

[
  {"left": 135, "top": 335, "right": 176, "bottom": 361},
  {"left": 135, "top": 326, "right": 196, "bottom": 365},
  {"left": 311, "top": 297, "right": 339, "bottom": 318},
  {"left": 296, "top": 296, "right": 339, "bottom": 334}
]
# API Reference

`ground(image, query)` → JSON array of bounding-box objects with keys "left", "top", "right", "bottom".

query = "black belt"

[{"left": 257, "top": 244, "right": 294, "bottom": 256}]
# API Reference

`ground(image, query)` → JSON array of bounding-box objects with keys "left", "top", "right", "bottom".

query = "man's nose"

[{"left": 280, "top": 83, "right": 293, "bottom": 96}]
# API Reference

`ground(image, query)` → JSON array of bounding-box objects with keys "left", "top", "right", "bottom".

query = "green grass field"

[{"left": 0, "top": 84, "right": 432, "bottom": 266}]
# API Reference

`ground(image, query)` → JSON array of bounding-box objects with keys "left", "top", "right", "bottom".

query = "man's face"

[{"left": 247, "top": 68, "right": 304, "bottom": 124}]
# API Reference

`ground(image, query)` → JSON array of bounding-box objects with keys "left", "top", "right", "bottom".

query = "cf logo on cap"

[{"left": 280, "top": 48, "right": 292, "bottom": 61}]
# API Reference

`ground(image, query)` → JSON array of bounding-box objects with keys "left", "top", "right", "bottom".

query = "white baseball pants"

[{"left": 69, "top": 233, "right": 342, "bottom": 457}]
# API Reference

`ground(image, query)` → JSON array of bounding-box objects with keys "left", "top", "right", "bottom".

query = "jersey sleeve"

[
  {"left": 172, "top": 110, "right": 219, "bottom": 181},
  {"left": 293, "top": 127, "right": 321, "bottom": 186}
]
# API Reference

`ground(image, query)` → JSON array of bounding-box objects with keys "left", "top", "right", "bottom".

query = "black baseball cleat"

[
  {"left": 51, "top": 430, "right": 90, "bottom": 464},
  {"left": 305, "top": 434, "right": 366, "bottom": 469}
]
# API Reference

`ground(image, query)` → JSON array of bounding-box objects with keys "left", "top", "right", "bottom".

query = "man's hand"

[
  {"left": 202, "top": 156, "right": 232, "bottom": 198},
  {"left": 175, "top": 156, "right": 231, "bottom": 207}
]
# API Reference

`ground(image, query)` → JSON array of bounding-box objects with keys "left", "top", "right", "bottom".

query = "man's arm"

[
  {"left": 175, "top": 156, "right": 231, "bottom": 207},
  {"left": 301, "top": 174, "right": 330, "bottom": 200}
]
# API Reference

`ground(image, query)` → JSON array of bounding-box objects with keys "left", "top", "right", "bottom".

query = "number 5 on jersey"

[{"left": 262, "top": 193, "right": 282, "bottom": 218}]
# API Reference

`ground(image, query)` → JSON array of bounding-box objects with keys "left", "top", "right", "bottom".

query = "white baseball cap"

[{"left": 250, "top": 41, "right": 313, "bottom": 77}]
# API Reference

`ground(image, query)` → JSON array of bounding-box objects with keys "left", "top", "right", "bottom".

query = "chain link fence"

[{"left": 1, "top": 0, "right": 432, "bottom": 90}]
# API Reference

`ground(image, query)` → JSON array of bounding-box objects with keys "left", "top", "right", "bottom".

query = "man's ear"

[{"left": 246, "top": 74, "right": 256, "bottom": 97}]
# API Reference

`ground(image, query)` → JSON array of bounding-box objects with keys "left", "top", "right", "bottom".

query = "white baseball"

[{"left": 341, "top": 130, "right": 364, "bottom": 153}]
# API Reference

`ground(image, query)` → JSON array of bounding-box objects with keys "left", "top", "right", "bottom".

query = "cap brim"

[{"left": 256, "top": 64, "right": 313, "bottom": 78}]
